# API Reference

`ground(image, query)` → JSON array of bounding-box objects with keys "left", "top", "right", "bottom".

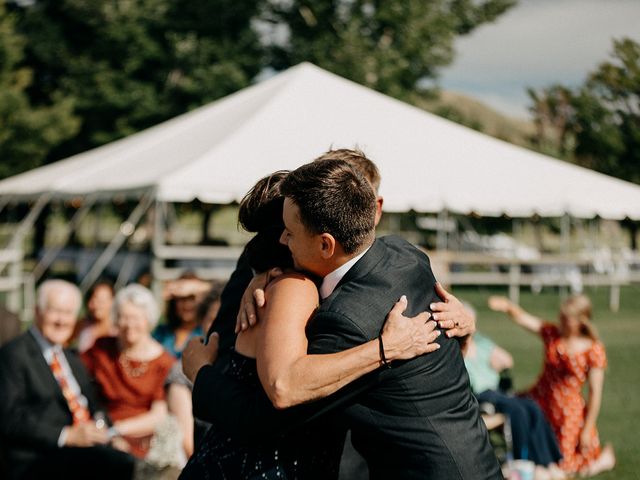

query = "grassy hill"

[{"left": 411, "top": 89, "right": 536, "bottom": 149}]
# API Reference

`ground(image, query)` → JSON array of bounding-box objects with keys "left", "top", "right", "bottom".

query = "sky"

[{"left": 439, "top": 0, "right": 640, "bottom": 119}]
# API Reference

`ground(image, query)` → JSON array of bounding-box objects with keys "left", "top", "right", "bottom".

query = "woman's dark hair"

[
  {"left": 238, "top": 171, "right": 293, "bottom": 273},
  {"left": 85, "top": 278, "right": 115, "bottom": 305}
]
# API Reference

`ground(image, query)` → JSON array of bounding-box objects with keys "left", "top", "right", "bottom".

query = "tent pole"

[
  {"left": 79, "top": 192, "right": 154, "bottom": 293},
  {"left": 151, "top": 198, "right": 166, "bottom": 303},
  {"left": 437, "top": 210, "right": 448, "bottom": 251},
  {"left": 509, "top": 218, "right": 520, "bottom": 304},
  {"left": 3, "top": 193, "right": 52, "bottom": 252},
  {"left": 560, "top": 213, "right": 571, "bottom": 297},
  {"left": 1, "top": 193, "right": 51, "bottom": 313},
  {"left": 32, "top": 195, "right": 97, "bottom": 282}
]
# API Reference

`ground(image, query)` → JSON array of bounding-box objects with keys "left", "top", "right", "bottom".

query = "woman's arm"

[
  {"left": 487, "top": 296, "right": 543, "bottom": 334},
  {"left": 113, "top": 400, "right": 167, "bottom": 438},
  {"left": 166, "top": 383, "right": 194, "bottom": 457},
  {"left": 248, "top": 275, "right": 440, "bottom": 410},
  {"left": 489, "top": 345, "right": 514, "bottom": 372},
  {"left": 580, "top": 367, "right": 605, "bottom": 451}
]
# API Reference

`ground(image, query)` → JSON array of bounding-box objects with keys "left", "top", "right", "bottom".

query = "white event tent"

[
  {"left": 1, "top": 62, "right": 639, "bottom": 314},
  {"left": 2, "top": 62, "right": 640, "bottom": 218}
]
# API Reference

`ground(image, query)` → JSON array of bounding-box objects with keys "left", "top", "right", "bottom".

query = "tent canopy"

[{"left": 2, "top": 62, "right": 640, "bottom": 219}]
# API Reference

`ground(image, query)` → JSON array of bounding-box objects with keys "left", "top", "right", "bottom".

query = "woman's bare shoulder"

[{"left": 267, "top": 272, "right": 318, "bottom": 295}]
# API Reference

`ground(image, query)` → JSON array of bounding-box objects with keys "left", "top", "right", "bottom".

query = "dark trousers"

[
  {"left": 19, "top": 445, "right": 135, "bottom": 480},
  {"left": 477, "top": 390, "right": 562, "bottom": 466}
]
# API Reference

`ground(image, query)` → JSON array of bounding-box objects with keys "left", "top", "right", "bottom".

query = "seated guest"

[
  {"left": 0, "top": 279, "right": 134, "bottom": 480},
  {"left": 82, "top": 284, "right": 174, "bottom": 459},
  {"left": 0, "top": 304, "right": 21, "bottom": 346},
  {"left": 489, "top": 295, "right": 615, "bottom": 477},
  {"left": 74, "top": 278, "right": 116, "bottom": 353},
  {"left": 166, "top": 281, "right": 225, "bottom": 457},
  {"left": 153, "top": 274, "right": 211, "bottom": 358},
  {"left": 462, "top": 302, "right": 565, "bottom": 480}
]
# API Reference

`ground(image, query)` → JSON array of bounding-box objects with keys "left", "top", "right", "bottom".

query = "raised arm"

[
  {"left": 487, "top": 295, "right": 543, "bottom": 334},
  {"left": 246, "top": 274, "right": 439, "bottom": 409}
]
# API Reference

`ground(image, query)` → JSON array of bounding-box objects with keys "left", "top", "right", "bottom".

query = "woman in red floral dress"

[{"left": 488, "top": 294, "right": 615, "bottom": 477}]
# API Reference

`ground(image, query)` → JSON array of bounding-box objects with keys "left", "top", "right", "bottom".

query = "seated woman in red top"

[{"left": 82, "top": 284, "right": 174, "bottom": 458}]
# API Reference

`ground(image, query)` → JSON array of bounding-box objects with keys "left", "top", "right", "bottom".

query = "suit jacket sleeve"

[
  {"left": 0, "top": 347, "right": 64, "bottom": 449},
  {"left": 192, "top": 310, "right": 382, "bottom": 442}
]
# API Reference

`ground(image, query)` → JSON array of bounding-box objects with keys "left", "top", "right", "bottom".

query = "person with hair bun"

[{"left": 488, "top": 294, "right": 615, "bottom": 477}]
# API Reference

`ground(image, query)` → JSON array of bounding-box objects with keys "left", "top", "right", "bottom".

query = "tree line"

[
  {"left": 1, "top": 0, "right": 637, "bottom": 191},
  {"left": 0, "top": 0, "right": 515, "bottom": 179},
  {"left": 528, "top": 38, "right": 640, "bottom": 186}
]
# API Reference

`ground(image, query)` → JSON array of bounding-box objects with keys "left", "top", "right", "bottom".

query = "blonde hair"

[{"left": 560, "top": 294, "right": 599, "bottom": 341}]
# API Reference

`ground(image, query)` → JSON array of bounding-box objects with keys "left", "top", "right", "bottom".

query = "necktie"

[{"left": 49, "top": 350, "right": 91, "bottom": 425}]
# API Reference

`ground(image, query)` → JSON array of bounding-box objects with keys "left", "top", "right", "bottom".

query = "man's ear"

[
  {"left": 374, "top": 196, "right": 384, "bottom": 227},
  {"left": 319, "top": 233, "right": 337, "bottom": 259}
]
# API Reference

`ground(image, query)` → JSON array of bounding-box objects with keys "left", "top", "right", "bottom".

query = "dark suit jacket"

[
  {"left": 0, "top": 330, "right": 103, "bottom": 476},
  {"left": 193, "top": 236, "right": 501, "bottom": 479}
]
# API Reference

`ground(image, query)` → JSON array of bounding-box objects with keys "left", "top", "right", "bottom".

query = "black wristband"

[{"left": 378, "top": 334, "right": 392, "bottom": 369}]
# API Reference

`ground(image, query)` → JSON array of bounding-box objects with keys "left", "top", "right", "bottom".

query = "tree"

[
  {"left": 9, "top": 0, "right": 264, "bottom": 161},
  {"left": 574, "top": 38, "right": 640, "bottom": 185},
  {"left": 528, "top": 38, "right": 640, "bottom": 185},
  {"left": 0, "top": 0, "right": 79, "bottom": 179},
  {"left": 262, "top": 0, "right": 516, "bottom": 99},
  {"left": 527, "top": 84, "right": 574, "bottom": 157}
]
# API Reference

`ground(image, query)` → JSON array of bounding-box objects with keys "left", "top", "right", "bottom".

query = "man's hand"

[
  {"left": 182, "top": 334, "right": 219, "bottom": 383},
  {"left": 64, "top": 422, "right": 109, "bottom": 447},
  {"left": 235, "top": 268, "right": 283, "bottom": 333},
  {"left": 430, "top": 282, "right": 475, "bottom": 338},
  {"left": 381, "top": 296, "right": 440, "bottom": 361}
]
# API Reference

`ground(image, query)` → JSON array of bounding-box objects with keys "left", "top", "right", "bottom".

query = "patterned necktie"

[{"left": 49, "top": 349, "right": 91, "bottom": 425}]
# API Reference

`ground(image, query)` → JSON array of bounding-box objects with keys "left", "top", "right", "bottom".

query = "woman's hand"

[
  {"left": 236, "top": 268, "right": 283, "bottom": 333},
  {"left": 430, "top": 283, "right": 475, "bottom": 338},
  {"left": 579, "top": 426, "right": 594, "bottom": 453},
  {"left": 488, "top": 295, "right": 542, "bottom": 333},
  {"left": 110, "top": 435, "right": 131, "bottom": 453},
  {"left": 163, "top": 278, "right": 210, "bottom": 301},
  {"left": 381, "top": 296, "right": 440, "bottom": 361},
  {"left": 487, "top": 295, "right": 512, "bottom": 313}
]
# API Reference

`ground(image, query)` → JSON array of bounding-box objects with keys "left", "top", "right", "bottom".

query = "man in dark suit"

[
  {"left": 0, "top": 279, "right": 135, "bottom": 480},
  {"left": 185, "top": 158, "right": 501, "bottom": 478}
]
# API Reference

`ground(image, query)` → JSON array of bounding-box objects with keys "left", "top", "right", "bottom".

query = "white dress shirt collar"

[
  {"left": 319, "top": 245, "right": 371, "bottom": 300},
  {"left": 30, "top": 325, "right": 61, "bottom": 363}
]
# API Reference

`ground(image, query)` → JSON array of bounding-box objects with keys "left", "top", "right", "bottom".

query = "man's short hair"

[
  {"left": 314, "top": 148, "right": 381, "bottom": 193},
  {"left": 36, "top": 279, "right": 82, "bottom": 316},
  {"left": 281, "top": 159, "right": 376, "bottom": 255}
]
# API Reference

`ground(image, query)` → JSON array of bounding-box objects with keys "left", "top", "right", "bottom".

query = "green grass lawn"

[{"left": 453, "top": 285, "right": 640, "bottom": 479}]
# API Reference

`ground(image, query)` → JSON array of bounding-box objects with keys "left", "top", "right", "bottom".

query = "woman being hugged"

[{"left": 488, "top": 294, "right": 615, "bottom": 477}]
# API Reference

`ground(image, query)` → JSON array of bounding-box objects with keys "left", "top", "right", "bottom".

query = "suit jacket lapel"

[{"left": 25, "top": 330, "right": 69, "bottom": 408}]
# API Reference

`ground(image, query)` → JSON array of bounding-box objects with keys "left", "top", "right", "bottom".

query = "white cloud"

[{"left": 439, "top": 0, "right": 640, "bottom": 118}]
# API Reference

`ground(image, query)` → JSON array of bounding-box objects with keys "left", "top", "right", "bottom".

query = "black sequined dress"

[{"left": 180, "top": 350, "right": 343, "bottom": 480}]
